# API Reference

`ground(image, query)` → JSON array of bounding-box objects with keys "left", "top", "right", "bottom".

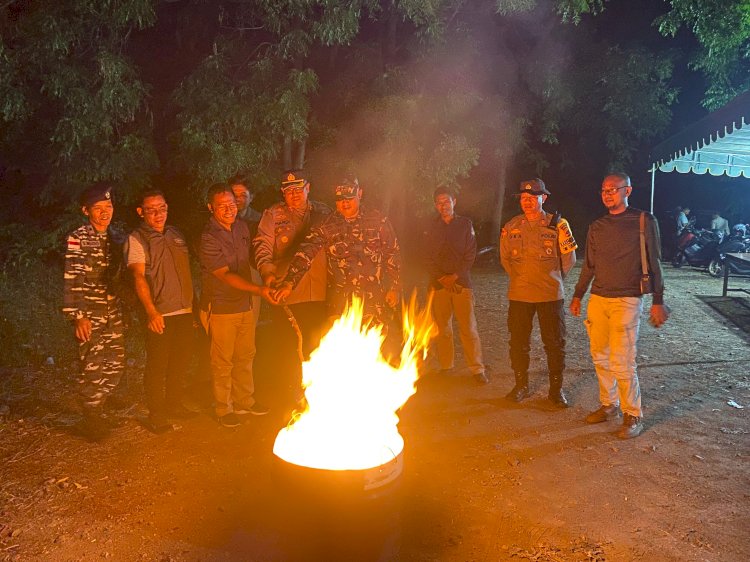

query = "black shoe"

[
  {"left": 78, "top": 411, "right": 111, "bottom": 442},
  {"left": 548, "top": 388, "right": 570, "bottom": 408},
  {"left": 145, "top": 413, "right": 173, "bottom": 434},
  {"left": 219, "top": 413, "right": 241, "bottom": 428},
  {"left": 474, "top": 372, "right": 490, "bottom": 385},
  {"left": 505, "top": 384, "right": 530, "bottom": 402},
  {"left": 235, "top": 403, "right": 270, "bottom": 416},
  {"left": 167, "top": 405, "right": 199, "bottom": 420}
]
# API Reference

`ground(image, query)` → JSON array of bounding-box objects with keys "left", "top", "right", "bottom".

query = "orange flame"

[{"left": 273, "top": 293, "right": 435, "bottom": 470}]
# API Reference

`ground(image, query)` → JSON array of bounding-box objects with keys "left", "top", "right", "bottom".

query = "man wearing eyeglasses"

[
  {"left": 275, "top": 176, "right": 401, "bottom": 326},
  {"left": 198, "top": 183, "right": 276, "bottom": 427},
  {"left": 126, "top": 189, "right": 196, "bottom": 433},
  {"left": 569, "top": 173, "right": 670, "bottom": 439},
  {"left": 500, "top": 178, "right": 577, "bottom": 406},
  {"left": 253, "top": 170, "right": 331, "bottom": 398}
]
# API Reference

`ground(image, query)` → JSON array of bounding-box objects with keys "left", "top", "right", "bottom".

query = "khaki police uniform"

[{"left": 500, "top": 211, "right": 576, "bottom": 388}]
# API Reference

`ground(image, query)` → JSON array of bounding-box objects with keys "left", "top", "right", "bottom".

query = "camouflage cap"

[
  {"left": 79, "top": 182, "right": 115, "bottom": 207},
  {"left": 281, "top": 169, "right": 309, "bottom": 190},
  {"left": 518, "top": 178, "right": 550, "bottom": 196},
  {"left": 334, "top": 177, "right": 360, "bottom": 200}
]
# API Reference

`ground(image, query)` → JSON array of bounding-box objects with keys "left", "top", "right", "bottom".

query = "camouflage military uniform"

[
  {"left": 63, "top": 224, "right": 127, "bottom": 408},
  {"left": 285, "top": 207, "right": 401, "bottom": 324}
]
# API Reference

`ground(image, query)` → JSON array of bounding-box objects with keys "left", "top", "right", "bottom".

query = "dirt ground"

[{"left": 1, "top": 263, "right": 749, "bottom": 562}]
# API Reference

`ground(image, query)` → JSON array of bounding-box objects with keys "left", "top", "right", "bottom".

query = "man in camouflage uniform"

[
  {"left": 500, "top": 178, "right": 577, "bottom": 408},
  {"left": 276, "top": 177, "right": 401, "bottom": 325},
  {"left": 63, "top": 182, "right": 127, "bottom": 441}
]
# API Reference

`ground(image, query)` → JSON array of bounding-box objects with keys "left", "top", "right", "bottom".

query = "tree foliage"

[
  {"left": 0, "top": 0, "right": 158, "bottom": 202},
  {"left": 655, "top": 0, "right": 750, "bottom": 109}
]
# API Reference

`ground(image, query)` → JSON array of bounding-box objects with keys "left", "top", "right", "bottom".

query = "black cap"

[
  {"left": 79, "top": 182, "right": 114, "bottom": 207},
  {"left": 518, "top": 178, "right": 550, "bottom": 196},
  {"left": 281, "top": 170, "right": 309, "bottom": 190},
  {"left": 334, "top": 177, "right": 360, "bottom": 200}
]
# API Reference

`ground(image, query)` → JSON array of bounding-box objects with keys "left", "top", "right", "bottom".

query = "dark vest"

[{"left": 131, "top": 224, "right": 193, "bottom": 315}]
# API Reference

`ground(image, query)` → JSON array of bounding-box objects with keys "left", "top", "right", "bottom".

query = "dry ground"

[{"left": 1, "top": 263, "right": 749, "bottom": 561}]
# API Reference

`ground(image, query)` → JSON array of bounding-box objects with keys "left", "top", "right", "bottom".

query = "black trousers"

[
  {"left": 507, "top": 300, "right": 566, "bottom": 377},
  {"left": 268, "top": 301, "right": 328, "bottom": 392},
  {"left": 144, "top": 313, "right": 194, "bottom": 416}
]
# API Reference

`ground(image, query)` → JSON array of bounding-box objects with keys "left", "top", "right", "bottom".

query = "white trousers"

[{"left": 585, "top": 294, "right": 643, "bottom": 417}]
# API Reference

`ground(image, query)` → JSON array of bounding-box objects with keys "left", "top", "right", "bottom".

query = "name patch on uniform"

[
  {"left": 540, "top": 232, "right": 556, "bottom": 240},
  {"left": 509, "top": 228, "right": 522, "bottom": 239},
  {"left": 80, "top": 239, "right": 101, "bottom": 248}
]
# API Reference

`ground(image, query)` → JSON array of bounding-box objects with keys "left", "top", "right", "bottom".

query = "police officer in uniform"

[
  {"left": 254, "top": 170, "right": 331, "bottom": 359},
  {"left": 63, "top": 182, "right": 127, "bottom": 441},
  {"left": 276, "top": 177, "right": 401, "bottom": 326},
  {"left": 500, "top": 178, "right": 577, "bottom": 407}
]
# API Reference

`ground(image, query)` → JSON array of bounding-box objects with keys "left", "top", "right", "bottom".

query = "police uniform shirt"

[
  {"left": 500, "top": 212, "right": 576, "bottom": 303},
  {"left": 253, "top": 200, "right": 330, "bottom": 304}
]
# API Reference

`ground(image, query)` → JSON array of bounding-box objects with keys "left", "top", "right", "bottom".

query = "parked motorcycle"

[
  {"left": 708, "top": 224, "right": 750, "bottom": 277},
  {"left": 672, "top": 226, "right": 723, "bottom": 268}
]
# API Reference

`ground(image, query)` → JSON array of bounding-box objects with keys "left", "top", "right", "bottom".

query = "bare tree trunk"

[
  {"left": 295, "top": 138, "right": 306, "bottom": 170},
  {"left": 491, "top": 163, "right": 508, "bottom": 241},
  {"left": 283, "top": 136, "right": 292, "bottom": 170},
  {"left": 381, "top": 4, "right": 398, "bottom": 68}
]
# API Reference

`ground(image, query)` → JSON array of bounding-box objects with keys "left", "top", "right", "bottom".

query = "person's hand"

[
  {"left": 385, "top": 290, "right": 400, "bottom": 308},
  {"left": 569, "top": 297, "right": 582, "bottom": 317},
  {"left": 258, "top": 285, "right": 278, "bottom": 305},
  {"left": 147, "top": 312, "right": 165, "bottom": 334},
  {"left": 272, "top": 283, "right": 293, "bottom": 305},
  {"left": 262, "top": 273, "right": 277, "bottom": 287},
  {"left": 74, "top": 317, "right": 92, "bottom": 342},
  {"left": 650, "top": 303, "right": 670, "bottom": 328},
  {"left": 438, "top": 274, "right": 458, "bottom": 291}
]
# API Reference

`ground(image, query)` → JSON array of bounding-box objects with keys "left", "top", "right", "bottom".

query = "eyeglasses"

[
  {"left": 281, "top": 186, "right": 305, "bottom": 195},
  {"left": 142, "top": 206, "right": 168, "bottom": 216},
  {"left": 601, "top": 185, "right": 630, "bottom": 196}
]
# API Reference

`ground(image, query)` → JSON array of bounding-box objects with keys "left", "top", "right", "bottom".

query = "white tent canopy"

[{"left": 647, "top": 90, "right": 750, "bottom": 212}]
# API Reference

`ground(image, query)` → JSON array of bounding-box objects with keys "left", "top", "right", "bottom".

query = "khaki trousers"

[
  {"left": 206, "top": 310, "right": 257, "bottom": 417},
  {"left": 585, "top": 294, "right": 643, "bottom": 417},
  {"left": 431, "top": 287, "right": 484, "bottom": 375}
]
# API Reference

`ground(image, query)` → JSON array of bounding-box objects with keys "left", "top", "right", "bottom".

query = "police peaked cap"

[
  {"left": 517, "top": 178, "right": 551, "bottom": 196},
  {"left": 281, "top": 170, "right": 309, "bottom": 189}
]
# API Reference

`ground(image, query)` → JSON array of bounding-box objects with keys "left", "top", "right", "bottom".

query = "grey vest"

[{"left": 130, "top": 225, "right": 193, "bottom": 315}]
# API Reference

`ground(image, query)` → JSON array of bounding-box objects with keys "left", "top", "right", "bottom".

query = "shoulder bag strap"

[{"left": 639, "top": 212, "right": 648, "bottom": 276}]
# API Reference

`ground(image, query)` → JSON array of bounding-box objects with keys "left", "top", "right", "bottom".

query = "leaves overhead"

[{"left": 0, "top": 0, "right": 744, "bottom": 214}]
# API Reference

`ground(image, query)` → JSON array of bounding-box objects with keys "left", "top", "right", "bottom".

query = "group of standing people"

[
  {"left": 63, "top": 169, "right": 668, "bottom": 442},
  {"left": 63, "top": 171, "right": 404, "bottom": 439},
  {"left": 498, "top": 173, "right": 669, "bottom": 439}
]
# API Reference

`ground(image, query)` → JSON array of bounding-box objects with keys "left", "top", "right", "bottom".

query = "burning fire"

[{"left": 273, "top": 294, "right": 435, "bottom": 471}]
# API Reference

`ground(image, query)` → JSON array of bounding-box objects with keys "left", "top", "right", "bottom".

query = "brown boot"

[{"left": 585, "top": 404, "right": 621, "bottom": 424}]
